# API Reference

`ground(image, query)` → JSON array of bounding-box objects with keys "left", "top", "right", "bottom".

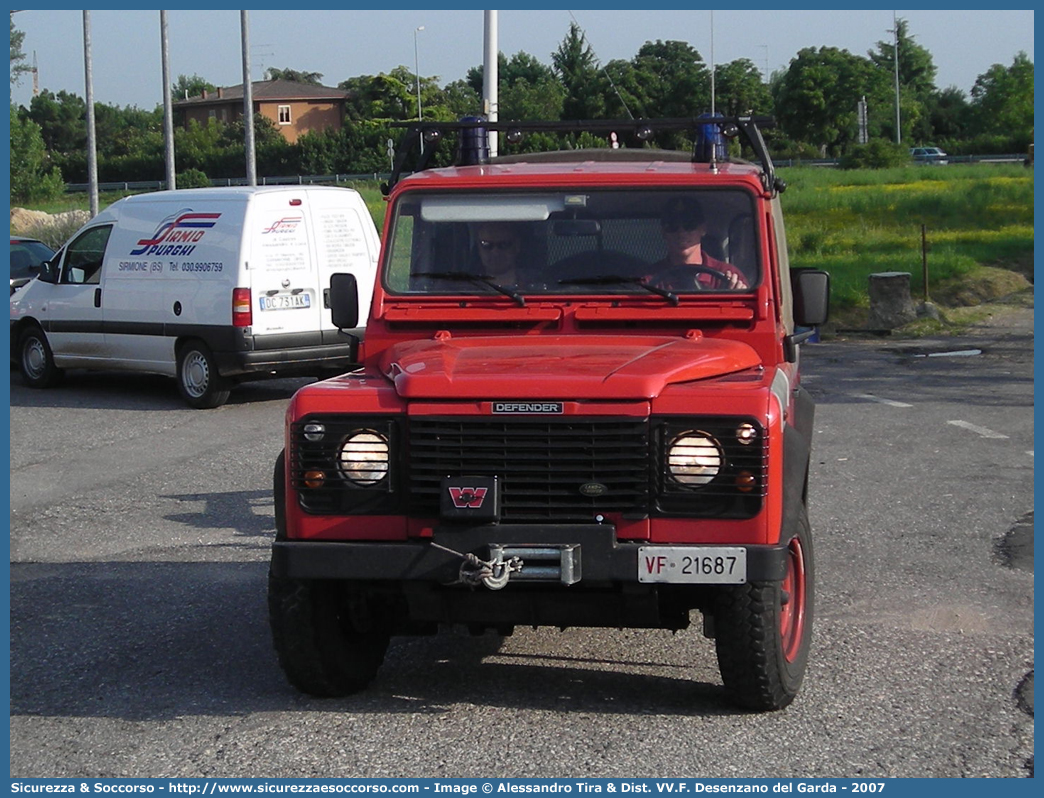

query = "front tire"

[
  {"left": 712, "top": 511, "right": 814, "bottom": 711},
  {"left": 268, "top": 450, "right": 390, "bottom": 696},
  {"left": 177, "top": 341, "right": 231, "bottom": 409},
  {"left": 19, "top": 325, "right": 64, "bottom": 388},
  {"left": 268, "top": 575, "right": 391, "bottom": 697}
]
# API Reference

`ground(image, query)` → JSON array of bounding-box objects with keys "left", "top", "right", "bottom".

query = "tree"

[
  {"left": 10, "top": 18, "right": 31, "bottom": 86},
  {"left": 773, "top": 46, "right": 889, "bottom": 155},
  {"left": 340, "top": 71, "right": 416, "bottom": 120},
  {"left": 551, "top": 23, "right": 606, "bottom": 120},
  {"left": 600, "top": 58, "right": 644, "bottom": 118},
  {"left": 869, "top": 18, "right": 937, "bottom": 99},
  {"left": 969, "top": 52, "right": 1033, "bottom": 137},
  {"left": 714, "top": 59, "right": 772, "bottom": 117},
  {"left": 173, "top": 74, "right": 217, "bottom": 101},
  {"left": 499, "top": 74, "right": 565, "bottom": 122},
  {"left": 925, "top": 86, "right": 971, "bottom": 140},
  {"left": 27, "top": 90, "right": 87, "bottom": 154},
  {"left": 442, "top": 79, "right": 482, "bottom": 119},
  {"left": 630, "top": 40, "right": 710, "bottom": 118},
  {"left": 466, "top": 52, "right": 565, "bottom": 122},
  {"left": 265, "top": 67, "right": 324, "bottom": 85},
  {"left": 9, "top": 106, "right": 64, "bottom": 202}
]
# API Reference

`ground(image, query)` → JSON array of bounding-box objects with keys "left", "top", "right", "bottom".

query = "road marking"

[
  {"left": 853, "top": 393, "right": 912, "bottom": 408},
  {"left": 947, "top": 420, "right": 1009, "bottom": 439},
  {"left": 911, "top": 349, "right": 983, "bottom": 358}
]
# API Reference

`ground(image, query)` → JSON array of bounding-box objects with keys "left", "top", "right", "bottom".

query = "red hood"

[{"left": 379, "top": 334, "right": 762, "bottom": 400}]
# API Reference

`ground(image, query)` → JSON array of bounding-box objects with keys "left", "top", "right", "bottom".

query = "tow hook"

[{"left": 430, "top": 541, "right": 524, "bottom": 590}]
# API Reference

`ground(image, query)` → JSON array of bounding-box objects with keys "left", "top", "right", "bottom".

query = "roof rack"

[{"left": 382, "top": 116, "right": 785, "bottom": 197}]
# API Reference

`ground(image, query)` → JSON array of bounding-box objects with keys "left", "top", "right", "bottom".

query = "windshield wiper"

[
  {"left": 557, "top": 275, "right": 679, "bottom": 306},
  {"left": 412, "top": 271, "right": 526, "bottom": 307}
]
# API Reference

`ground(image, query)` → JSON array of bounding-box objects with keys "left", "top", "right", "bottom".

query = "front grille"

[
  {"left": 408, "top": 418, "right": 650, "bottom": 522},
  {"left": 289, "top": 414, "right": 767, "bottom": 521}
]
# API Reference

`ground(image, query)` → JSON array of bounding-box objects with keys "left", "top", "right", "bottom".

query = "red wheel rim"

[{"left": 780, "top": 536, "right": 807, "bottom": 662}]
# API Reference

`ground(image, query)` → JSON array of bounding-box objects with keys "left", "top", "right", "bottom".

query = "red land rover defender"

[{"left": 268, "top": 118, "right": 830, "bottom": 711}]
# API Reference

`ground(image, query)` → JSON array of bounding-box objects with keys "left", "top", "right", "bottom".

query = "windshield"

[{"left": 384, "top": 189, "right": 760, "bottom": 298}]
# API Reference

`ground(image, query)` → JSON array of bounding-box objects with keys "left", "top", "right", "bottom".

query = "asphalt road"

[{"left": 8, "top": 304, "right": 1034, "bottom": 779}]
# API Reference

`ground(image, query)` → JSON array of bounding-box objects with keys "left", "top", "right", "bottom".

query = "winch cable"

[{"left": 428, "top": 540, "right": 523, "bottom": 590}]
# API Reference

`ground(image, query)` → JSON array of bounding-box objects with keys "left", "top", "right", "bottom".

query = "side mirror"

[
  {"left": 37, "top": 258, "right": 60, "bottom": 284},
  {"left": 329, "top": 272, "right": 359, "bottom": 330},
  {"left": 791, "top": 268, "right": 830, "bottom": 327},
  {"left": 784, "top": 269, "right": 830, "bottom": 362}
]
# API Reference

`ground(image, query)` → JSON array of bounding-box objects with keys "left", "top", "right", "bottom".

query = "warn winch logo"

[{"left": 448, "top": 487, "right": 489, "bottom": 509}]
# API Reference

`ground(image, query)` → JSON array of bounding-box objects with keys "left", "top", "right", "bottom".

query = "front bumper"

[{"left": 270, "top": 524, "right": 788, "bottom": 585}]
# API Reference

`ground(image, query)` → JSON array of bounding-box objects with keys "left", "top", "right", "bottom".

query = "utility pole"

[
  {"left": 241, "top": 11, "right": 256, "bottom": 186},
  {"left": 82, "top": 11, "right": 99, "bottom": 217},
  {"left": 892, "top": 11, "right": 901, "bottom": 145},
  {"left": 160, "top": 11, "right": 176, "bottom": 191},
  {"left": 709, "top": 10, "right": 715, "bottom": 115},
  {"left": 483, "top": 10, "right": 498, "bottom": 157}
]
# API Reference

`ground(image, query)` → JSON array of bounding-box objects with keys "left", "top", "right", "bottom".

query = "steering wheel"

[{"left": 650, "top": 264, "right": 732, "bottom": 291}]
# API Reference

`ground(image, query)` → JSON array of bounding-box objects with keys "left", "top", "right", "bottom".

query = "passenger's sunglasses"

[
  {"left": 661, "top": 220, "right": 701, "bottom": 233},
  {"left": 479, "top": 239, "right": 518, "bottom": 251}
]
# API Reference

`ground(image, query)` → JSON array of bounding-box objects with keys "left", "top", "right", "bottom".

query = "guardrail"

[
  {"left": 774, "top": 153, "right": 1026, "bottom": 168},
  {"left": 62, "top": 154, "right": 1027, "bottom": 193},
  {"left": 64, "top": 173, "right": 390, "bottom": 193}
]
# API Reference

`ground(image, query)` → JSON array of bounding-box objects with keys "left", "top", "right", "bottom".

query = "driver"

[{"left": 649, "top": 197, "right": 748, "bottom": 290}]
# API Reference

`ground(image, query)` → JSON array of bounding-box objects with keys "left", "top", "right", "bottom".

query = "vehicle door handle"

[{"left": 94, "top": 288, "right": 101, "bottom": 308}]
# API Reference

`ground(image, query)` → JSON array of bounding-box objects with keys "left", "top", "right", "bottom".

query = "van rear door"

[
  {"left": 247, "top": 192, "right": 323, "bottom": 339},
  {"left": 304, "top": 188, "right": 379, "bottom": 338}
]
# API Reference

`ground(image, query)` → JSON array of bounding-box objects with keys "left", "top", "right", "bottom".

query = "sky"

[{"left": 7, "top": 7, "right": 1036, "bottom": 112}]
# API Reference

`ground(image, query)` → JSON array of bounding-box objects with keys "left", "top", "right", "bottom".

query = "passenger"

[{"left": 648, "top": 197, "right": 748, "bottom": 290}]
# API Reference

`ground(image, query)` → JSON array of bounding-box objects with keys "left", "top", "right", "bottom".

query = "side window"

[
  {"left": 62, "top": 225, "right": 113, "bottom": 285},
  {"left": 278, "top": 105, "right": 291, "bottom": 125}
]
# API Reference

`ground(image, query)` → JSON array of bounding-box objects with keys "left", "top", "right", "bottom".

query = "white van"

[{"left": 10, "top": 186, "right": 379, "bottom": 408}]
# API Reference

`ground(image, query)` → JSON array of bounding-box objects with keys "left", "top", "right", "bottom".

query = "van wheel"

[
  {"left": 712, "top": 510, "right": 814, "bottom": 711},
  {"left": 177, "top": 342, "right": 231, "bottom": 409},
  {"left": 19, "top": 325, "right": 64, "bottom": 388},
  {"left": 268, "top": 574, "right": 390, "bottom": 697}
]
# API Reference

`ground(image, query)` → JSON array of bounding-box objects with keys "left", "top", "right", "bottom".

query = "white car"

[{"left": 910, "top": 146, "right": 948, "bottom": 165}]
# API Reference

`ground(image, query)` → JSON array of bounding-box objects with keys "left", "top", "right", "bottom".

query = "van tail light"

[{"left": 232, "top": 287, "right": 252, "bottom": 327}]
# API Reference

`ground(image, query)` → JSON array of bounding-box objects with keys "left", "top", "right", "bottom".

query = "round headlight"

[
  {"left": 338, "top": 431, "right": 390, "bottom": 485},
  {"left": 667, "top": 431, "right": 723, "bottom": 486}
]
